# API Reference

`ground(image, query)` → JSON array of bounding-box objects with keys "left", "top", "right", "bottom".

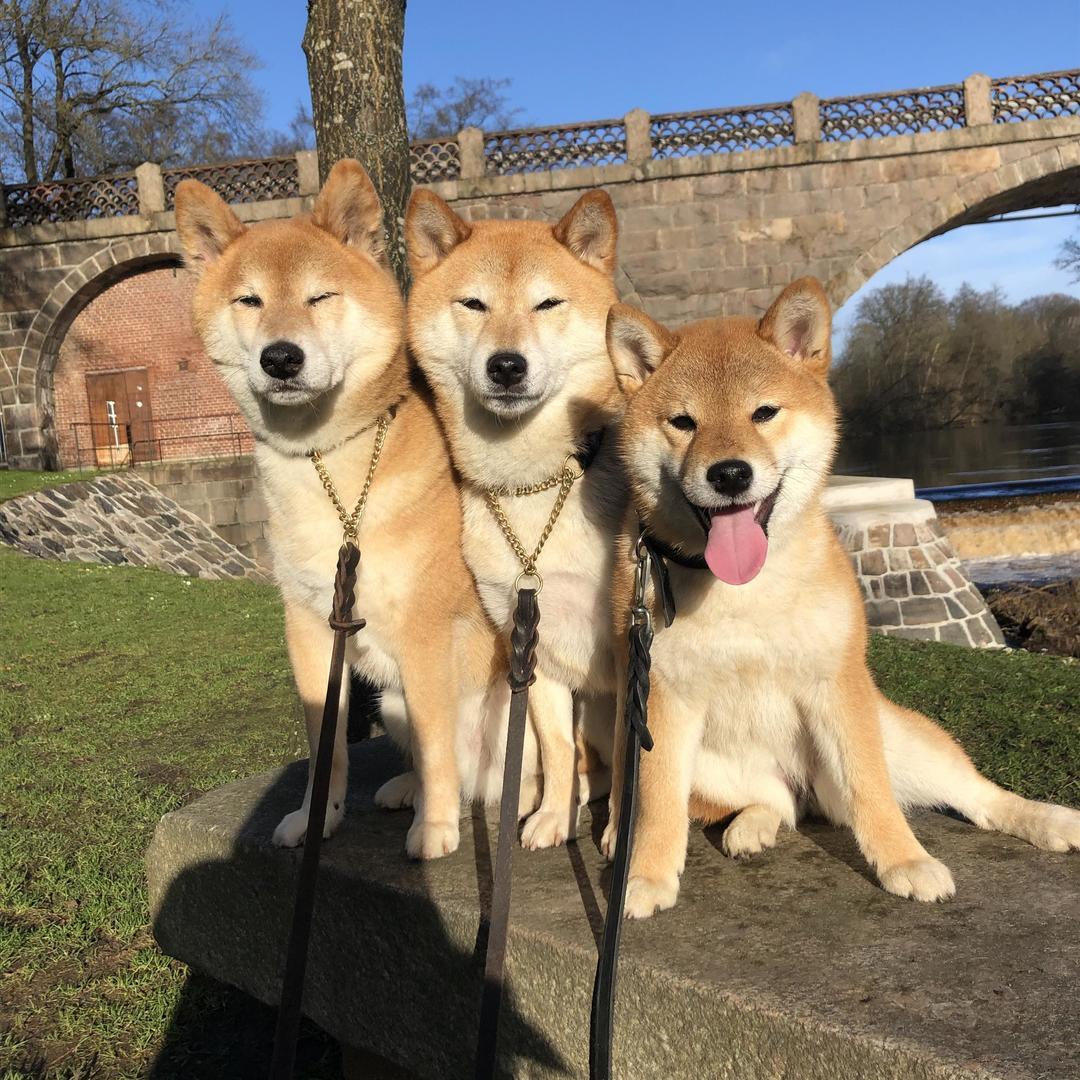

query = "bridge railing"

[{"left": 3, "top": 67, "right": 1078, "bottom": 230}]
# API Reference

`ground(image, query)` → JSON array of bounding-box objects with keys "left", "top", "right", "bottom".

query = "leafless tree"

[
  {"left": 304, "top": 0, "right": 410, "bottom": 288},
  {"left": 0, "top": 0, "right": 263, "bottom": 182},
  {"left": 407, "top": 76, "right": 519, "bottom": 139},
  {"left": 834, "top": 276, "right": 1080, "bottom": 435},
  {"left": 1054, "top": 233, "right": 1080, "bottom": 283}
]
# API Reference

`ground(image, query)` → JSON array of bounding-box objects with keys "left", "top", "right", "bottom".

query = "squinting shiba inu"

[
  {"left": 175, "top": 161, "right": 538, "bottom": 859},
  {"left": 603, "top": 277, "right": 1080, "bottom": 918},
  {"left": 406, "top": 189, "right": 625, "bottom": 848}
]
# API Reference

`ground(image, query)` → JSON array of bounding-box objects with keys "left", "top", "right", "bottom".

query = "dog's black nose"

[
  {"left": 707, "top": 459, "right": 754, "bottom": 497},
  {"left": 486, "top": 352, "right": 527, "bottom": 389},
  {"left": 260, "top": 341, "right": 305, "bottom": 380}
]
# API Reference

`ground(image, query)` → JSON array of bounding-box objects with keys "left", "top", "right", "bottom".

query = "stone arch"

[
  {"left": 830, "top": 141, "right": 1080, "bottom": 308},
  {"left": 18, "top": 233, "right": 182, "bottom": 466}
]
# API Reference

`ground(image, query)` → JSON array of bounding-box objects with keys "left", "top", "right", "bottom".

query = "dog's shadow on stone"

[{"left": 148, "top": 734, "right": 565, "bottom": 1080}]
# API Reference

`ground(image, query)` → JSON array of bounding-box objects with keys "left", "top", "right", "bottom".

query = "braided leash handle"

[
  {"left": 328, "top": 542, "right": 365, "bottom": 635},
  {"left": 625, "top": 617, "right": 654, "bottom": 752},
  {"left": 508, "top": 587, "right": 540, "bottom": 692}
]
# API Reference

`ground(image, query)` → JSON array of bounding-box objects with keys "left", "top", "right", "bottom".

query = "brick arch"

[
  {"left": 830, "top": 142, "right": 1077, "bottom": 308},
  {"left": 19, "top": 234, "right": 182, "bottom": 466}
]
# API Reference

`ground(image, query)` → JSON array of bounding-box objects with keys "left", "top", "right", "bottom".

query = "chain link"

[
  {"left": 485, "top": 455, "right": 583, "bottom": 591},
  {"left": 310, "top": 415, "right": 391, "bottom": 543}
]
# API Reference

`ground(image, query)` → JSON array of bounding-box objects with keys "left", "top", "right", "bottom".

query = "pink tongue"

[{"left": 704, "top": 506, "right": 768, "bottom": 585}]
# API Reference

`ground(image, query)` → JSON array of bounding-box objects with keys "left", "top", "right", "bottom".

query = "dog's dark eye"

[
  {"left": 752, "top": 405, "right": 780, "bottom": 424},
  {"left": 234, "top": 295, "right": 262, "bottom": 308},
  {"left": 459, "top": 298, "right": 487, "bottom": 312},
  {"left": 307, "top": 292, "right": 338, "bottom": 306},
  {"left": 668, "top": 415, "right": 696, "bottom": 432},
  {"left": 535, "top": 297, "right": 564, "bottom": 311}
]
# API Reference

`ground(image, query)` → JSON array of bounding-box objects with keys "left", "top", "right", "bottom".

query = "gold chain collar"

[
  {"left": 310, "top": 414, "right": 391, "bottom": 544},
  {"left": 485, "top": 454, "right": 584, "bottom": 593}
]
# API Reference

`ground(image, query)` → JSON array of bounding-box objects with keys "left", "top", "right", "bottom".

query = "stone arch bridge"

[{"left": 1, "top": 68, "right": 1077, "bottom": 467}]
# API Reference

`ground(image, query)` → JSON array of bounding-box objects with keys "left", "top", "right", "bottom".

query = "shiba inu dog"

[
  {"left": 604, "top": 278, "right": 1080, "bottom": 917},
  {"left": 406, "top": 188, "right": 624, "bottom": 848},
  {"left": 175, "top": 161, "right": 532, "bottom": 859}
]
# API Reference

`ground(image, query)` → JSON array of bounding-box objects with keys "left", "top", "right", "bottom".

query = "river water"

[{"left": 836, "top": 421, "right": 1080, "bottom": 490}]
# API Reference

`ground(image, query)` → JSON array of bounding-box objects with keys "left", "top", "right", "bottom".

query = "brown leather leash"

[
  {"left": 269, "top": 542, "right": 365, "bottom": 1080},
  {"left": 474, "top": 586, "right": 539, "bottom": 1080}
]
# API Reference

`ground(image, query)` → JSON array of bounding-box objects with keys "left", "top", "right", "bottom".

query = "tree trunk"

[
  {"left": 303, "top": 0, "right": 410, "bottom": 290},
  {"left": 11, "top": 6, "right": 39, "bottom": 183}
]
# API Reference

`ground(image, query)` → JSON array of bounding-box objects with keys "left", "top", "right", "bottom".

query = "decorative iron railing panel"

[
  {"left": 162, "top": 157, "right": 300, "bottom": 208},
  {"left": 821, "top": 86, "right": 965, "bottom": 141},
  {"left": 410, "top": 138, "right": 461, "bottom": 183},
  {"left": 484, "top": 121, "right": 627, "bottom": 175},
  {"left": 4, "top": 173, "right": 139, "bottom": 227},
  {"left": 992, "top": 70, "right": 1080, "bottom": 123},
  {"left": 652, "top": 103, "right": 794, "bottom": 157}
]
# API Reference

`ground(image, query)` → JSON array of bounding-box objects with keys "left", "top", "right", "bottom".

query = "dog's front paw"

[
  {"left": 624, "top": 873, "right": 679, "bottom": 920},
  {"left": 272, "top": 800, "right": 345, "bottom": 848},
  {"left": 879, "top": 856, "right": 955, "bottom": 902},
  {"left": 721, "top": 805, "right": 780, "bottom": 859},
  {"left": 521, "top": 806, "right": 577, "bottom": 850},
  {"left": 406, "top": 817, "right": 460, "bottom": 860},
  {"left": 375, "top": 771, "right": 418, "bottom": 810}
]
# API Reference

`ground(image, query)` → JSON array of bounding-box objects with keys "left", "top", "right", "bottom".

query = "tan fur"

[
  {"left": 175, "top": 161, "right": 529, "bottom": 860},
  {"left": 605, "top": 279, "right": 1080, "bottom": 917},
  {"left": 406, "top": 189, "right": 625, "bottom": 848}
]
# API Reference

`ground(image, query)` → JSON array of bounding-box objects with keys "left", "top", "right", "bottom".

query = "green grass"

[
  {"left": 0, "top": 469, "right": 113, "bottom": 503},
  {"left": 0, "top": 544, "right": 1077, "bottom": 1077},
  {"left": 0, "top": 546, "right": 338, "bottom": 1078}
]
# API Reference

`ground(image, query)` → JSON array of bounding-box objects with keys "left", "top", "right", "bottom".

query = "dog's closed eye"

[
  {"left": 535, "top": 297, "right": 565, "bottom": 311},
  {"left": 233, "top": 295, "right": 262, "bottom": 308},
  {"left": 458, "top": 298, "right": 488, "bottom": 313},
  {"left": 307, "top": 292, "right": 339, "bottom": 306}
]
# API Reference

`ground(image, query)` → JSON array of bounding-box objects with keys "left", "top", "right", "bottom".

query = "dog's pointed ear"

[
  {"left": 758, "top": 277, "right": 832, "bottom": 376},
  {"left": 174, "top": 180, "right": 245, "bottom": 275},
  {"left": 607, "top": 303, "right": 676, "bottom": 395},
  {"left": 553, "top": 190, "right": 617, "bottom": 275},
  {"left": 312, "top": 159, "right": 388, "bottom": 265},
  {"left": 406, "top": 189, "right": 472, "bottom": 276}
]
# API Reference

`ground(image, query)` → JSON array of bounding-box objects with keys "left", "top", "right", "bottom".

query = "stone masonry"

[
  {"left": 826, "top": 476, "right": 1004, "bottom": 648},
  {"left": 1, "top": 73, "right": 1079, "bottom": 466},
  {"left": 0, "top": 473, "right": 266, "bottom": 582},
  {"left": 135, "top": 456, "right": 270, "bottom": 568}
]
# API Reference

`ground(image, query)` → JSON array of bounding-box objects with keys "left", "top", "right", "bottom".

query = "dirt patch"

[{"left": 987, "top": 579, "right": 1080, "bottom": 658}]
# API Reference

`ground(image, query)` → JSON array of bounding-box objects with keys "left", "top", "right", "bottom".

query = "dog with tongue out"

[{"left": 599, "top": 277, "right": 1080, "bottom": 921}]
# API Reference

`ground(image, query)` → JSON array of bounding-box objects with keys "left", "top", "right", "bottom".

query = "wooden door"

[{"left": 85, "top": 369, "right": 155, "bottom": 466}]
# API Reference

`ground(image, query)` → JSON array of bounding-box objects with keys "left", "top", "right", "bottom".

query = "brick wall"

[{"left": 52, "top": 266, "right": 252, "bottom": 467}]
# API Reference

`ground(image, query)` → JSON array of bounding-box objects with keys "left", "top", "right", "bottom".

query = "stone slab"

[
  {"left": 823, "top": 474, "right": 917, "bottom": 509},
  {"left": 829, "top": 498, "right": 938, "bottom": 529},
  {"left": 147, "top": 738, "right": 1080, "bottom": 1080}
]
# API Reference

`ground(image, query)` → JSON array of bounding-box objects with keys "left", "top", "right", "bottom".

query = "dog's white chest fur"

[
  {"left": 461, "top": 457, "right": 623, "bottom": 693},
  {"left": 256, "top": 442, "right": 406, "bottom": 688}
]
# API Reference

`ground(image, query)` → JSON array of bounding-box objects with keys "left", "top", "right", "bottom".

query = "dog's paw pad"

[
  {"left": 375, "top": 771, "right": 418, "bottom": 810},
  {"left": 624, "top": 874, "right": 679, "bottom": 920},
  {"left": 880, "top": 857, "right": 955, "bottom": 902},
  {"left": 521, "top": 807, "right": 575, "bottom": 850},
  {"left": 721, "top": 808, "right": 780, "bottom": 859},
  {"left": 406, "top": 818, "right": 460, "bottom": 860}
]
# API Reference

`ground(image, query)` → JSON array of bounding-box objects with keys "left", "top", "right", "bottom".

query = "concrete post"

[
  {"left": 624, "top": 108, "right": 653, "bottom": 166},
  {"left": 793, "top": 92, "right": 821, "bottom": 144},
  {"left": 457, "top": 126, "right": 486, "bottom": 180},
  {"left": 964, "top": 73, "right": 993, "bottom": 127},
  {"left": 296, "top": 150, "right": 320, "bottom": 195},
  {"left": 135, "top": 162, "right": 165, "bottom": 217}
]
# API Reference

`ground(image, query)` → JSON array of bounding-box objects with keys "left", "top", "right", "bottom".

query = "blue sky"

[{"left": 193, "top": 0, "right": 1080, "bottom": 323}]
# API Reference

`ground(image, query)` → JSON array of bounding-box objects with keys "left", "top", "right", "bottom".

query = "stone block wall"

[
  {"left": 839, "top": 519, "right": 1004, "bottom": 647},
  {"left": 135, "top": 455, "right": 270, "bottom": 568},
  {"left": 0, "top": 473, "right": 265, "bottom": 581}
]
